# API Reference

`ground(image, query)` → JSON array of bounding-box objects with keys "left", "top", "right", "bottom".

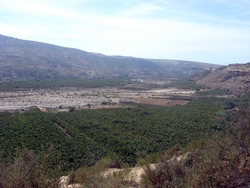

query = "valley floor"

[{"left": 0, "top": 86, "right": 195, "bottom": 112}]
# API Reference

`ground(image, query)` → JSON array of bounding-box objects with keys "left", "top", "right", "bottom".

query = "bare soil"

[{"left": 0, "top": 86, "right": 195, "bottom": 112}]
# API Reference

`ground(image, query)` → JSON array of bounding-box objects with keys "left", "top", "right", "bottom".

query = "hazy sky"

[{"left": 0, "top": 0, "right": 249, "bottom": 65}]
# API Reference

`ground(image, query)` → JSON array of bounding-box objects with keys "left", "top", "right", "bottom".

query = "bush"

[
  {"left": 69, "top": 157, "right": 124, "bottom": 184},
  {"left": 68, "top": 157, "right": 133, "bottom": 188},
  {"left": 166, "top": 145, "right": 183, "bottom": 158},
  {"left": 187, "top": 106, "right": 250, "bottom": 187},
  {"left": 0, "top": 148, "right": 60, "bottom": 188},
  {"left": 142, "top": 160, "right": 187, "bottom": 188},
  {"left": 136, "top": 156, "right": 152, "bottom": 167},
  {"left": 69, "top": 106, "right": 76, "bottom": 112},
  {"left": 187, "top": 137, "right": 250, "bottom": 187},
  {"left": 185, "top": 139, "right": 205, "bottom": 150}
]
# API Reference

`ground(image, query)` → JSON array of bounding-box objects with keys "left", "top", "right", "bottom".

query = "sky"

[{"left": 0, "top": 0, "right": 250, "bottom": 65}]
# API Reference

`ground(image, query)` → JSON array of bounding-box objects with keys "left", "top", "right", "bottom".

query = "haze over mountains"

[{"left": 0, "top": 34, "right": 220, "bottom": 81}]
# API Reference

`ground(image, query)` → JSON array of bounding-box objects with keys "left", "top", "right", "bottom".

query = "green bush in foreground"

[
  {"left": 0, "top": 148, "right": 60, "bottom": 188},
  {"left": 69, "top": 157, "right": 126, "bottom": 184}
]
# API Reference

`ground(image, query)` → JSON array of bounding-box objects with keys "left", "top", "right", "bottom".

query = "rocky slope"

[
  {"left": 0, "top": 34, "right": 220, "bottom": 81},
  {"left": 192, "top": 63, "right": 250, "bottom": 93}
]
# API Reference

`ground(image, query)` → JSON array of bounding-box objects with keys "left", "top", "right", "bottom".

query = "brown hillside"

[
  {"left": 192, "top": 63, "right": 250, "bottom": 93},
  {"left": 0, "top": 34, "right": 219, "bottom": 81}
]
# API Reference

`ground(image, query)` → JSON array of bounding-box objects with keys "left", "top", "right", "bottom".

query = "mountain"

[
  {"left": 0, "top": 34, "right": 220, "bottom": 81},
  {"left": 192, "top": 63, "right": 250, "bottom": 93}
]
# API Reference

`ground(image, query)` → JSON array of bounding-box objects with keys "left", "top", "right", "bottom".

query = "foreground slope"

[{"left": 0, "top": 34, "right": 219, "bottom": 80}]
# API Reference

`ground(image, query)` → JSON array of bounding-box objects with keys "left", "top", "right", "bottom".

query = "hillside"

[
  {"left": 192, "top": 63, "right": 250, "bottom": 93},
  {"left": 0, "top": 34, "right": 220, "bottom": 81}
]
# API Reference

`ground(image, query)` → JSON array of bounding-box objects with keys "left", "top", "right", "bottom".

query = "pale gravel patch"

[{"left": 0, "top": 87, "right": 195, "bottom": 111}]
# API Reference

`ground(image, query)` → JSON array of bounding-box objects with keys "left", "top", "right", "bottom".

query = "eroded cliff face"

[{"left": 192, "top": 63, "right": 250, "bottom": 93}]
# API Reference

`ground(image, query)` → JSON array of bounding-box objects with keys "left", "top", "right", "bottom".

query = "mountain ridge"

[{"left": 0, "top": 34, "right": 220, "bottom": 81}]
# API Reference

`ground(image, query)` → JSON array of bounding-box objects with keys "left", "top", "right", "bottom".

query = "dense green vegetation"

[
  {"left": 140, "top": 105, "right": 250, "bottom": 188},
  {"left": 0, "top": 77, "right": 207, "bottom": 91},
  {"left": 0, "top": 97, "right": 234, "bottom": 173},
  {"left": 0, "top": 77, "right": 249, "bottom": 187},
  {"left": 65, "top": 103, "right": 250, "bottom": 187},
  {"left": 0, "top": 78, "right": 131, "bottom": 91},
  {"left": 196, "top": 88, "right": 233, "bottom": 96},
  {"left": 166, "top": 78, "right": 205, "bottom": 90}
]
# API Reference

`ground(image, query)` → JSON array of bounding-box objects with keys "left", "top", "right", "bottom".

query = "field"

[{"left": 0, "top": 77, "right": 243, "bottom": 180}]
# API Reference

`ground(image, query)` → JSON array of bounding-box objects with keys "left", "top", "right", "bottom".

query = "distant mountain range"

[
  {"left": 192, "top": 63, "right": 250, "bottom": 93},
  {"left": 0, "top": 34, "right": 220, "bottom": 81}
]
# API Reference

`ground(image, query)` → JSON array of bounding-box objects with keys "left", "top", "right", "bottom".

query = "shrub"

[
  {"left": 69, "top": 106, "right": 76, "bottom": 112},
  {"left": 188, "top": 106, "right": 250, "bottom": 187},
  {"left": 68, "top": 157, "right": 133, "bottom": 188},
  {"left": 187, "top": 137, "right": 250, "bottom": 187},
  {"left": 0, "top": 148, "right": 60, "bottom": 188},
  {"left": 185, "top": 139, "right": 205, "bottom": 150},
  {"left": 141, "top": 160, "right": 187, "bottom": 188},
  {"left": 136, "top": 156, "right": 152, "bottom": 167},
  {"left": 69, "top": 157, "right": 124, "bottom": 184},
  {"left": 166, "top": 145, "right": 183, "bottom": 158}
]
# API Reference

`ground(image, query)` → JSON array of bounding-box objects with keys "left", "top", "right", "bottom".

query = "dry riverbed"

[{"left": 0, "top": 87, "right": 195, "bottom": 112}]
